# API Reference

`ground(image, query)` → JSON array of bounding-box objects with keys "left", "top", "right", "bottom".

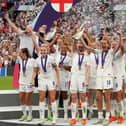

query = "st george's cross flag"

[{"left": 50, "top": 0, "right": 73, "bottom": 13}]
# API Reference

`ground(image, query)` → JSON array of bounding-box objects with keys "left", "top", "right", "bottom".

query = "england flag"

[{"left": 50, "top": 0, "right": 73, "bottom": 13}]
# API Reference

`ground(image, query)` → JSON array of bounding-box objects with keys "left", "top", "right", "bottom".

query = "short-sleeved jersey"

[
  {"left": 95, "top": 49, "right": 114, "bottom": 77},
  {"left": 57, "top": 53, "right": 72, "bottom": 77},
  {"left": 113, "top": 50, "right": 125, "bottom": 76},
  {"left": 34, "top": 55, "right": 56, "bottom": 78},
  {"left": 89, "top": 53, "right": 97, "bottom": 78},
  {"left": 71, "top": 53, "right": 90, "bottom": 75},
  {"left": 19, "top": 58, "right": 35, "bottom": 84}
]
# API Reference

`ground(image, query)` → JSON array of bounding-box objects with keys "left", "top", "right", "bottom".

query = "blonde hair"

[
  {"left": 63, "top": 36, "right": 73, "bottom": 46},
  {"left": 101, "top": 38, "right": 111, "bottom": 45}
]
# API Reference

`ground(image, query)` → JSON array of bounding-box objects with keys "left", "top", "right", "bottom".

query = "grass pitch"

[{"left": 0, "top": 76, "right": 14, "bottom": 90}]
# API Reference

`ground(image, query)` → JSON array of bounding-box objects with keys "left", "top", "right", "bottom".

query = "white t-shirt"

[
  {"left": 95, "top": 49, "right": 114, "bottom": 77},
  {"left": 18, "top": 29, "right": 38, "bottom": 56},
  {"left": 34, "top": 55, "right": 56, "bottom": 79},
  {"left": 19, "top": 58, "right": 35, "bottom": 84},
  {"left": 71, "top": 53, "right": 90, "bottom": 75}
]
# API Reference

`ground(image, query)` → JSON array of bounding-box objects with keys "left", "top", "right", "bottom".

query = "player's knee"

[
  {"left": 96, "top": 95, "right": 102, "bottom": 102},
  {"left": 39, "top": 96, "right": 45, "bottom": 102},
  {"left": 50, "top": 96, "right": 56, "bottom": 103},
  {"left": 19, "top": 95, "right": 25, "bottom": 103},
  {"left": 62, "top": 92, "right": 68, "bottom": 99},
  {"left": 80, "top": 95, "right": 86, "bottom": 102},
  {"left": 55, "top": 91, "right": 60, "bottom": 100},
  {"left": 71, "top": 95, "right": 77, "bottom": 103},
  {"left": 26, "top": 97, "right": 32, "bottom": 105}
]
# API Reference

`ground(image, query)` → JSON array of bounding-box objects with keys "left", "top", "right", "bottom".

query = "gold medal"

[
  {"left": 96, "top": 65, "right": 98, "bottom": 69},
  {"left": 101, "top": 66, "right": 104, "bottom": 69},
  {"left": 79, "top": 65, "right": 81, "bottom": 70},
  {"left": 23, "top": 72, "right": 26, "bottom": 77}
]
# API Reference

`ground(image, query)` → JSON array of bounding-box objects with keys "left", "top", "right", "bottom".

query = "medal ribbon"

[
  {"left": 94, "top": 53, "right": 99, "bottom": 65},
  {"left": 22, "top": 59, "right": 28, "bottom": 74},
  {"left": 101, "top": 51, "right": 108, "bottom": 67},
  {"left": 59, "top": 55, "right": 66, "bottom": 64},
  {"left": 78, "top": 54, "right": 84, "bottom": 67},
  {"left": 41, "top": 56, "right": 48, "bottom": 72}
]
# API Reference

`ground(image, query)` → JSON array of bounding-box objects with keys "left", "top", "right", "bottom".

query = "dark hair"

[{"left": 21, "top": 48, "right": 31, "bottom": 58}]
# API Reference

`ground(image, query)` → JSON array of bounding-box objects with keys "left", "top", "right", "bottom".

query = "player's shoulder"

[
  {"left": 67, "top": 52, "right": 72, "bottom": 58},
  {"left": 108, "top": 48, "right": 115, "bottom": 55},
  {"left": 49, "top": 54, "right": 55, "bottom": 59},
  {"left": 35, "top": 56, "right": 41, "bottom": 62},
  {"left": 72, "top": 52, "right": 78, "bottom": 57},
  {"left": 29, "top": 58, "right": 36, "bottom": 62}
]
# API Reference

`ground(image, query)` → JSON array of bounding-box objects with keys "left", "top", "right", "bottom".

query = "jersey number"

[{"left": 107, "top": 80, "right": 111, "bottom": 85}]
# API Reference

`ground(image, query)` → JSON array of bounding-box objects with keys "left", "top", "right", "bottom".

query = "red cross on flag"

[{"left": 50, "top": 0, "right": 73, "bottom": 13}]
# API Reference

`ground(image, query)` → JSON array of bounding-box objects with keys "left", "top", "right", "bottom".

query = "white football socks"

[
  {"left": 39, "top": 102, "right": 45, "bottom": 119},
  {"left": 71, "top": 103, "right": 77, "bottom": 119}
]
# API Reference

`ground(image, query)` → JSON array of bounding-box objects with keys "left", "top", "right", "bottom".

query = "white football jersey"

[
  {"left": 71, "top": 53, "right": 90, "bottom": 75},
  {"left": 95, "top": 49, "right": 114, "bottom": 77},
  {"left": 57, "top": 53, "right": 72, "bottom": 78},
  {"left": 34, "top": 55, "right": 56, "bottom": 78},
  {"left": 89, "top": 53, "right": 97, "bottom": 78},
  {"left": 19, "top": 58, "right": 35, "bottom": 84}
]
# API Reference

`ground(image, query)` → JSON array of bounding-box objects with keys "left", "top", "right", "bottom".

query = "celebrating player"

[
  {"left": 18, "top": 48, "right": 35, "bottom": 122},
  {"left": 32, "top": 44, "right": 60, "bottom": 125},
  {"left": 69, "top": 41, "right": 90, "bottom": 125}
]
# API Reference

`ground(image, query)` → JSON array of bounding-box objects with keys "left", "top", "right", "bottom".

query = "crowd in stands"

[
  {"left": 17, "top": 0, "right": 48, "bottom": 5},
  {"left": 57, "top": 0, "right": 126, "bottom": 35},
  {"left": 0, "top": 0, "right": 126, "bottom": 67},
  {"left": 0, "top": 0, "right": 47, "bottom": 67}
]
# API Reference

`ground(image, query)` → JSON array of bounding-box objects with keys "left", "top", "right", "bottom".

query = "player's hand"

[
  {"left": 85, "top": 81, "right": 89, "bottom": 87},
  {"left": 55, "top": 35, "right": 59, "bottom": 40},
  {"left": 31, "top": 80, "right": 35, "bottom": 86},
  {"left": 56, "top": 82, "right": 60, "bottom": 88},
  {"left": 84, "top": 28, "right": 88, "bottom": 33},
  {"left": 55, "top": 33, "right": 61, "bottom": 39},
  {"left": 4, "top": 13, "right": 9, "bottom": 20},
  {"left": 59, "top": 64, "right": 64, "bottom": 68},
  {"left": 116, "top": 31, "right": 122, "bottom": 36},
  {"left": 29, "top": 30, "right": 34, "bottom": 37},
  {"left": 53, "top": 20, "right": 57, "bottom": 26}
]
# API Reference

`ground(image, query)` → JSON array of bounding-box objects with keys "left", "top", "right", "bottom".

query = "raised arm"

[
  {"left": 31, "top": 31, "right": 40, "bottom": 54},
  {"left": 4, "top": 13, "right": 18, "bottom": 31},
  {"left": 113, "top": 31, "right": 122, "bottom": 53},
  {"left": 66, "top": 45, "right": 73, "bottom": 53},
  {"left": 83, "top": 31, "right": 94, "bottom": 45},
  {"left": 38, "top": 33, "right": 49, "bottom": 45},
  {"left": 80, "top": 37, "right": 95, "bottom": 53},
  {"left": 49, "top": 36, "right": 58, "bottom": 47}
]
